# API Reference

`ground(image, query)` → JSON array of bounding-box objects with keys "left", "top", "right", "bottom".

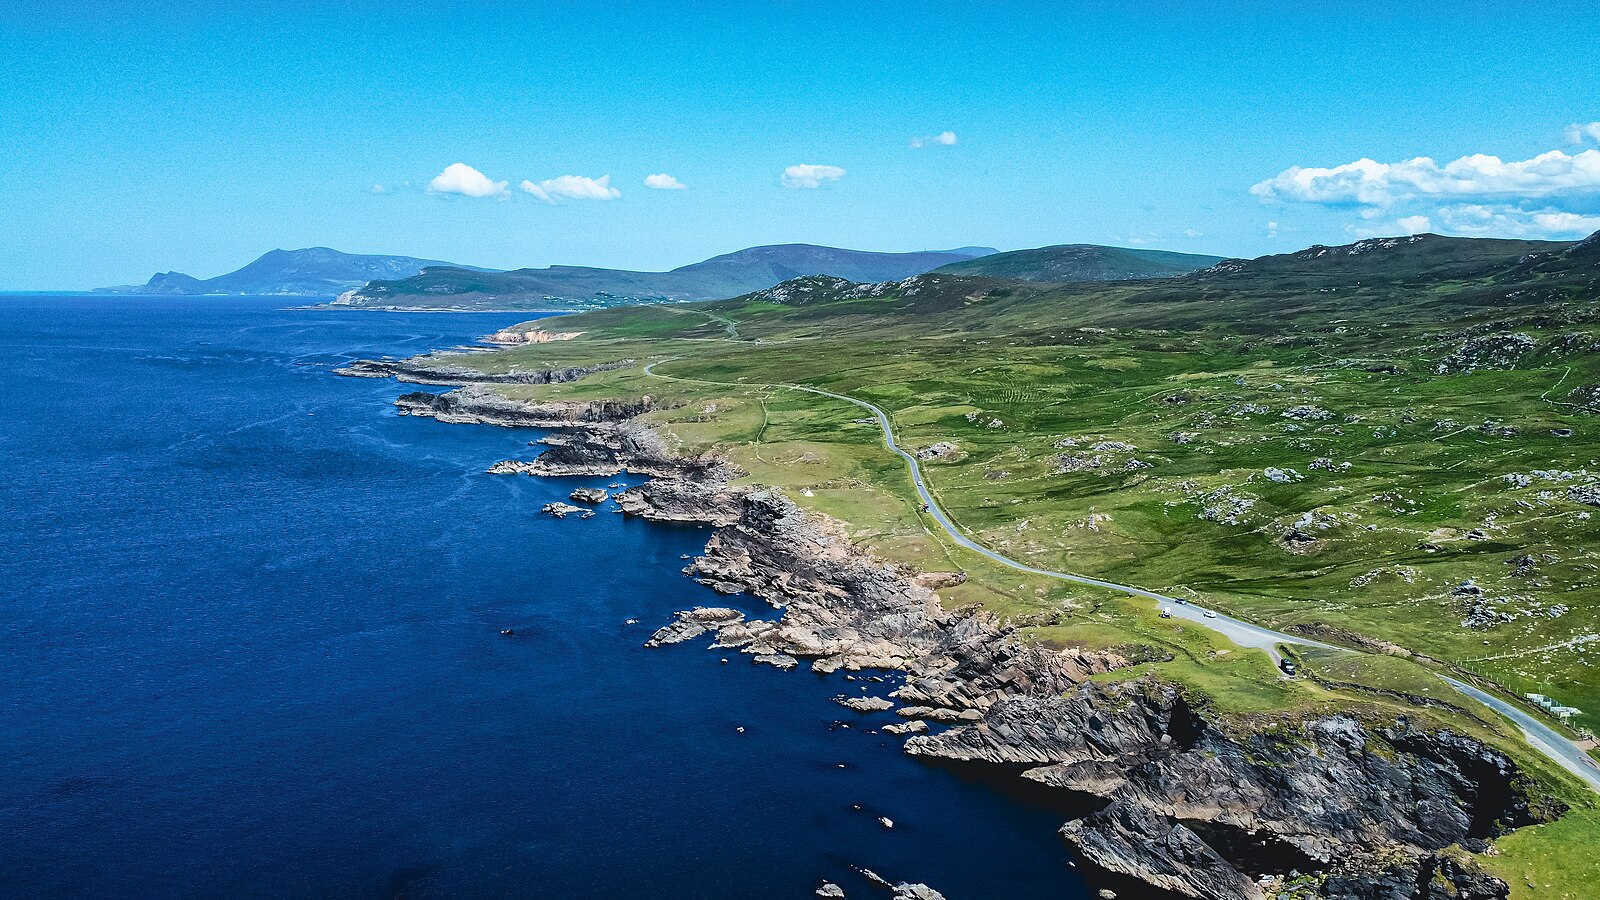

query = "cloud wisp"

[
  {"left": 644, "top": 173, "right": 686, "bottom": 190},
  {"left": 520, "top": 175, "right": 622, "bottom": 203},
  {"left": 911, "top": 131, "right": 957, "bottom": 148},
  {"left": 1565, "top": 122, "right": 1600, "bottom": 145},
  {"left": 426, "top": 163, "right": 510, "bottom": 198},
  {"left": 781, "top": 164, "right": 846, "bottom": 189}
]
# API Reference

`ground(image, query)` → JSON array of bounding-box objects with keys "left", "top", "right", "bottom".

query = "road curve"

[
  {"left": 789, "top": 385, "right": 1340, "bottom": 662},
  {"left": 644, "top": 360, "right": 1600, "bottom": 792},
  {"left": 790, "top": 384, "right": 1600, "bottom": 793}
]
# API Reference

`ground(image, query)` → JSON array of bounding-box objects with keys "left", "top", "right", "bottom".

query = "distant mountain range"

[
  {"left": 96, "top": 248, "right": 494, "bottom": 296},
  {"left": 96, "top": 240, "right": 1238, "bottom": 308},
  {"left": 931, "top": 244, "right": 1225, "bottom": 281},
  {"left": 335, "top": 244, "right": 1003, "bottom": 310}
]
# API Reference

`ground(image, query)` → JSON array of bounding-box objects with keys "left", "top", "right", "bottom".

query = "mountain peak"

[
  {"left": 933, "top": 244, "right": 1225, "bottom": 282},
  {"left": 101, "top": 248, "right": 488, "bottom": 296}
]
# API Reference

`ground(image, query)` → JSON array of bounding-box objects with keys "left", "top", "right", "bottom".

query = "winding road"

[
  {"left": 790, "top": 386, "right": 1340, "bottom": 663},
  {"left": 792, "top": 384, "right": 1600, "bottom": 793},
  {"left": 644, "top": 360, "right": 1600, "bottom": 791}
]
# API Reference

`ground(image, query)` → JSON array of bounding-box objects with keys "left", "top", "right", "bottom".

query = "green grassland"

[{"left": 421, "top": 234, "right": 1600, "bottom": 895}]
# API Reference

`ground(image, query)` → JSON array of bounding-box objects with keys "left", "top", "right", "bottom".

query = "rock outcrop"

[
  {"left": 910, "top": 685, "right": 1540, "bottom": 898},
  {"left": 396, "top": 386, "right": 658, "bottom": 428},
  {"left": 336, "top": 357, "right": 633, "bottom": 385},
  {"left": 540, "top": 501, "right": 591, "bottom": 518}
]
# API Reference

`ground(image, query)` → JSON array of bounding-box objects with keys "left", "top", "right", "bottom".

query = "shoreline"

[{"left": 363, "top": 363, "right": 1556, "bottom": 900}]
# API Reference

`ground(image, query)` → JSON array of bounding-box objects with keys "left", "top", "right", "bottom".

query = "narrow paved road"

[
  {"left": 791, "top": 386, "right": 1340, "bottom": 662},
  {"left": 645, "top": 360, "right": 1600, "bottom": 792},
  {"left": 1442, "top": 676, "right": 1600, "bottom": 792},
  {"left": 790, "top": 384, "right": 1600, "bottom": 793}
]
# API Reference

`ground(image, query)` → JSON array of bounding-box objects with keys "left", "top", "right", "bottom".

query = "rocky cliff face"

[
  {"left": 394, "top": 386, "right": 659, "bottom": 428},
  {"left": 380, "top": 378, "right": 1549, "bottom": 900},
  {"left": 634, "top": 487, "right": 1543, "bottom": 900}
]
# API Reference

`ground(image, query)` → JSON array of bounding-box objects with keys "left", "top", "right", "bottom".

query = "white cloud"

[
  {"left": 1395, "top": 215, "right": 1433, "bottom": 234},
  {"left": 911, "top": 131, "right": 958, "bottom": 148},
  {"left": 1183, "top": 228, "right": 1203, "bottom": 238},
  {"left": 426, "top": 163, "right": 509, "bottom": 198},
  {"left": 781, "top": 164, "right": 846, "bottom": 189},
  {"left": 369, "top": 184, "right": 389, "bottom": 194},
  {"left": 644, "top": 173, "right": 686, "bottom": 190},
  {"left": 1435, "top": 204, "right": 1600, "bottom": 238},
  {"left": 1565, "top": 122, "right": 1600, "bottom": 144},
  {"left": 1251, "top": 149, "right": 1600, "bottom": 207},
  {"left": 520, "top": 174, "right": 621, "bottom": 203},
  {"left": 1266, "top": 220, "right": 1280, "bottom": 238}
]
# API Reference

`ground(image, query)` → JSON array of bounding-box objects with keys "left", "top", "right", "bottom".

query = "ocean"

[{"left": 0, "top": 295, "right": 1087, "bottom": 898}]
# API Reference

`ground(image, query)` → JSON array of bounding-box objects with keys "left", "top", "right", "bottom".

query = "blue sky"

[{"left": 4, "top": 1, "right": 1599, "bottom": 288}]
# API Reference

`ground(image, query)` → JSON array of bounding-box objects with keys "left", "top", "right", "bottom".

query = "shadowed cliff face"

[
  {"left": 913, "top": 692, "right": 1540, "bottom": 899},
  {"left": 393, "top": 384, "right": 1552, "bottom": 900},
  {"left": 670, "top": 490, "right": 1545, "bottom": 900}
]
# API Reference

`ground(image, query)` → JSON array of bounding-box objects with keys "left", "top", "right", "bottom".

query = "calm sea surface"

[{"left": 0, "top": 295, "right": 1087, "bottom": 898}]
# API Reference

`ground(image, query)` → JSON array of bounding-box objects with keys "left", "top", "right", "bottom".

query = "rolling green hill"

[
  {"left": 930, "top": 243, "right": 1225, "bottom": 281},
  {"left": 336, "top": 243, "right": 998, "bottom": 310}
]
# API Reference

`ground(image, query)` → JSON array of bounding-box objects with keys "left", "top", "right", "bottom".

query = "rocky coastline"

[
  {"left": 369, "top": 375, "right": 1555, "bottom": 900},
  {"left": 335, "top": 356, "right": 634, "bottom": 386}
]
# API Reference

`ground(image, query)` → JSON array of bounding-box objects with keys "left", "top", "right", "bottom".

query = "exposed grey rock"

[
  {"left": 645, "top": 608, "right": 744, "bottom": 648},
  {"left": 1281, "top": 405, "right": 1333, "bottom": 421},
  {"left": 1568, "top": 483, "right": 1600, "bottom": 507},
  {"left": 891, "top": 884, "right": 945, "bottom": 900},
  {"left": 540, "top": 501, "right": 591, "bottom": 518},
  {"left": 338, "top": 356, "right": 635, "bottom": 385},
  {"left": 1434, "top": 333, "right": 1535, "bottom": 374},
  {"left": 882, "top": 720, "right": 929, "bottom": 735},
  {"left": 1063, "top": 801, "right": 1260, "bottom": 900},
  {"left": 835, "top": 696, "right": 895, "bottom": 712}
]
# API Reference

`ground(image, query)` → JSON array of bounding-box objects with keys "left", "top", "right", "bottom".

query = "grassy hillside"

[{"left": 931, "top": 243, "right": 1224, "bottom": 281}]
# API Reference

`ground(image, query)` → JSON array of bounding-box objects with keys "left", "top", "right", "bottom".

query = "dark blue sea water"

[{"left": 0, "top": 295, "right": 1088, "bottom": 899}]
